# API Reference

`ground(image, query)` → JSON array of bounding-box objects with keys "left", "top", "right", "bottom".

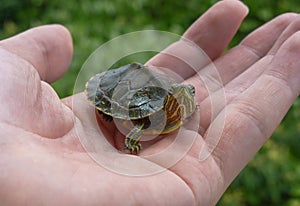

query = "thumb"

[
  {"left": 0, "top": 25, "right": 74, "bottom": 138},
  {"left": 0, "top": 24, "right": 73, "bottom": 83}
]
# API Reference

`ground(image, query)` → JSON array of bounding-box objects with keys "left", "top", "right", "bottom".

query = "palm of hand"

[{"left": 1, "top": 1, "right": 299, "bottom": 205}]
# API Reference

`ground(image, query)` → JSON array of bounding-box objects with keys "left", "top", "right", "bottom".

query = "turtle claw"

[
  {"left": 125, "top": 138, "right": 142, "bottom": 154},
  {"left": 134, "top": 143, "right": 142, "bottom": 153}
]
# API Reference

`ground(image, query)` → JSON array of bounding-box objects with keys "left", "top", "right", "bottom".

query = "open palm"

[{"left": 0, "top": 1, "right": 299, "bottom": 205}]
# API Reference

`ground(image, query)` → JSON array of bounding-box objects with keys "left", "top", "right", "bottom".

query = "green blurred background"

[{"left": 0, "top": 0, "right": 299, "bottom": 205}]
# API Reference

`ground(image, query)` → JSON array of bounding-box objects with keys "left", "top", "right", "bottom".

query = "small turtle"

[{"left": 85, "top": 62, "right": 196, "bottom": 153}]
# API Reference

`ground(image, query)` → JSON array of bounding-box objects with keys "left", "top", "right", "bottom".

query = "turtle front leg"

[{"left": 125, "top": 123, "right": 144, "bottom": 154}]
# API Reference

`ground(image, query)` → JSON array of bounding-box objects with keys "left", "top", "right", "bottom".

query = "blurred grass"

[{"left": 0, "top": 0, "right": 299, "bottom": 205}]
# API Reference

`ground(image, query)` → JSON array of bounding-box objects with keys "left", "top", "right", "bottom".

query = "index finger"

[{"left": 147, "top": 0, "right": 249, "bottom": 80}]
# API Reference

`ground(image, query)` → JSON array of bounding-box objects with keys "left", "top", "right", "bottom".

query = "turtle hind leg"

[{"left": 125, "top": 123, "right": 144, "bottom": 154}]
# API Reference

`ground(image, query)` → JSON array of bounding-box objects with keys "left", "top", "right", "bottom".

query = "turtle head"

[
  {"left": 169, "top": 84, "right": 196, "bottom": 118},
  {"left": 170, "top": 84, "right": 195, "bottom": 98}
]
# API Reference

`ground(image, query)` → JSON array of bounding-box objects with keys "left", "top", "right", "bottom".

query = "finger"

[
  {"left": 147, "top": 0, "right": 249, "bottom": 80},
  {"left": 186, "top": 13, "right": 298, "bottom": 133},
  {"left": 183, "top": 0, "right": 248, "bottom": 59},
  {"left": 0, "top": 24, "right": 73, "bottom": 83},
  {"left": 211, "top": 32, "right": 300, "bottom": 187},
  {"left": 217, "top": 13, "right": 298, "bottom": 84},
  {"left": 217, "top": 13, "right": 299, "bottom": 103},
  {"left": 269, "top": 15, "right": 300, "bottom": 54},
  {"left": 0, "top": 26, "right": 74, "bottom": 138},
  {"left": 190, "top": 13, "right": 297, "bottom": 102}
]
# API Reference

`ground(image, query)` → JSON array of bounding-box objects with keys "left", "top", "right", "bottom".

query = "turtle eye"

[{"left": 187, "top": 84, "right": 195, "bottom": 95}]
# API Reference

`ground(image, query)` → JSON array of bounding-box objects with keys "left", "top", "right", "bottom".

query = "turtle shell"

[{"left": 85, "top": 62, "right": 175, "bottom": 120}]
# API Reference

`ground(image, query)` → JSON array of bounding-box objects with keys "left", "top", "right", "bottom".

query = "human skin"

[{"left": 0, "top": 0, "right": 299, "bottom": 205}]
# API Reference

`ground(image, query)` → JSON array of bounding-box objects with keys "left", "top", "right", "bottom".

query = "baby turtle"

[{"left": 85, "top": 62, "right": 196, "bottom": 153}]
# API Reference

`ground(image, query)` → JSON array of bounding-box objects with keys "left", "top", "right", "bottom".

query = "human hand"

[{"left": 0, "top": 1, "right": 299, "bottom": 205}]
